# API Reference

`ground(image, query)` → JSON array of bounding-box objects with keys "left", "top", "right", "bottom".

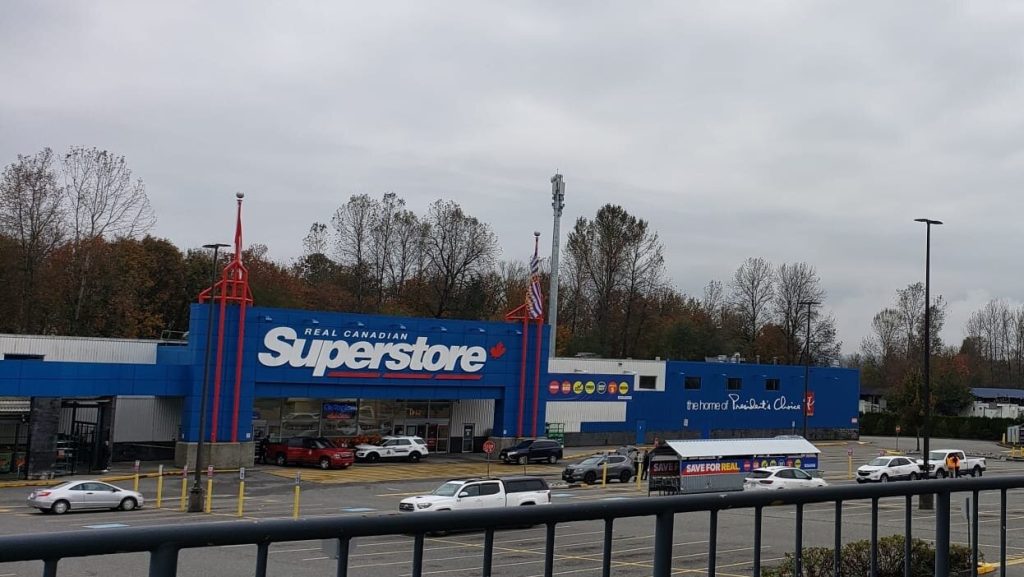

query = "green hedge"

[
  {"left": 761, "top": 535, "right": 976, "bottom": 577},
  {"left": 859, "top": 412, "right": 1020, "bottom": 441}
]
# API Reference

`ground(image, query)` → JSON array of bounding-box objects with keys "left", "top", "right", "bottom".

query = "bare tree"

[
  {"left": 61, "top": 147, "right": 155, "bottom": 332},
  {"left": 368, "top": 192, "right": 403, "bottom": 308},
  {"left": 331, "top": 194, "right": 377, "bottom": 308},
  {"left": 701, "top": 280, "right": 724, "bottom": 326},
  {"left": 729, "top": 257, "right": 775, "bottom": 352},
  {"left": 862, "top": 307, "right": 904, "bottom": 362},
  {"left": 303, "top": 222, "right": 330, "bottom": 256},
  {"left": 0, "top": 149, "right": 65, "bottom": 332},
  {"left": 385, "top": 208, "right": 422, "bottom": 301},
  {"left": 773, "top": 262, "right": 826, "bottom": 364},
  {"left": 420, "top": 199, "right": 499, "bottom": 317}
]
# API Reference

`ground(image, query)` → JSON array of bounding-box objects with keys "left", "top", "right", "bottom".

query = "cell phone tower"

[{"left": 548, "top": 173, "right": 565, "bottom": 358}]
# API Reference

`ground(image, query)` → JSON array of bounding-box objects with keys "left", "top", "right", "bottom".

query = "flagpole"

[{"left": 531, "top": 232, "right": 543, "bottom": 437}]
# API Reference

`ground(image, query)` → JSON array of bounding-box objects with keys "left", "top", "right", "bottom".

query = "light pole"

[
  {"left": 188, "top": 242, "right": 228, "bottom": 513},
  {"left": 798, "top": 300, "right": 819, "bottom": 439},
  {"left": 914, "top": 218, "right": 941, "bottom": 511}
]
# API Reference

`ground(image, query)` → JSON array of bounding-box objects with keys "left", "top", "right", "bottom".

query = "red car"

[{"left": 264, "top": 437, "right": 354, "bottom": 470}]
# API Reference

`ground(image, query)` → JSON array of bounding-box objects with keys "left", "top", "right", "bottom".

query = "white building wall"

[
  {"left": 545, "top": 401, "right": 628, "bottom": 433},
  {"left": 113, "top": 397, "right": 182, "bottom": 442},
  {"left": 548, "top": 358, "right": 666, "bottom": 392},
  {"left": 965, "top": 402, "right": 1021, "bottom": 420},
  {"left": 450, "top": 399, "right": 495, "bottom": 436},
  {"left": 0, "top": 334, "right": 158, "bottom": 364}
]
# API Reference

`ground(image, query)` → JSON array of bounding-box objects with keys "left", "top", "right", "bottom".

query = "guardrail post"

[
  {"left": 795, "top": 503, "right": 803, "bottom": 577},
  {"left": 935, "top": 490, "right": 950, "bottom": 577},
  {"left": 835, "top": 501, "right": 842, "bottom": 577},
  {"left": 255, "top": 542, "right": 269, "bottom": 577},
  {"left": 148, "top": 543, "right": 179, "bottom": 577},
  {"left": 602, "top": 518, "right": 613, "bottom": 577},
  {"left": 653, "top": 510, "right": 674, "bottom": 577},
  {"left": 335, "top": 537, "right": 350, "bottom": 577},
  {"left": 544, "top": 522, "right": 556, "bottom": 577},
  {"left": 904, "top": 495, "right": 912, "bottom": 577},
  {"left": 1001, "top": 488, "right": 1007, "bottom": 577},
  {"left": 870, "top": 497, "right": 879, "bottom": 577},
  {"left": 708, "top": 509, "right": 718, "bottom": 577},
  {"left": 43, "top": 558, "right": 58, "bottom": 577}
]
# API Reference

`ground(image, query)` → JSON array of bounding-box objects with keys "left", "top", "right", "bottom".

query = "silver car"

[
  {"left": 562, "top": 455, "right": 636, "bottom": 484},
  {"left": 27, "top": 480, "right": 144, "bottom": 514}
]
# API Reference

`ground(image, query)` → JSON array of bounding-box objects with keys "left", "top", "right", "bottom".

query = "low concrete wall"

[{"left": 174, "top": 442, "right": 255, "bottom": 469}]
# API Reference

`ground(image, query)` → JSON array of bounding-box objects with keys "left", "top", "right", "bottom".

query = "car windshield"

[
  {"left": 748, "top": 470, "right": 772, "bottom": 479},
  {"left": 868, "top": 458, "right": 890, "bottom": 466},
  {"left": 929, "top": 451, "right": 949, "bottom": 461},
  {"left": 579, "top": 457, "right": 603, "bottom": 466},
  {"left": 432, "top": 482, "right": 463, "bottom": 497}
]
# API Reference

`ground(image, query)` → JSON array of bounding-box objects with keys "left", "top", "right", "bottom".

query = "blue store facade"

[{"left": 0, "top": 302, "right": 859, "bottom": 473}]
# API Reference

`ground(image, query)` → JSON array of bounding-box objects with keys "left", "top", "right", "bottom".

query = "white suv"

[{"left": 355, "top": 436, "right": 430, "bottom": 462}]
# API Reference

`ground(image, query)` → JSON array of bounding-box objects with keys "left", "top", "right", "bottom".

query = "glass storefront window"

[
  {"left": 406, "top": 401, "right": 428, "bottom": 419},
  {"left": 281, "top": 399, "right": 322, "bottom": 438},
  {"left": 428, "top": 401, "right": 451, "bottom": 419},
  {"left": 253, "top": 399, "right": 283, "bottom": 440},
  {"left": 321, "top": 400, "right": 359, "bottom": 439}
]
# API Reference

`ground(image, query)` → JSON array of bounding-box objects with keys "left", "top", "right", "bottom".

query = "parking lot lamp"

[
  {"left": 914, "top": 218, "right": 941, "bottom": 511},
  {"left": 188, "top": 243, "right": 228, "bottom": 513},
  {"left": 798, "top": 300, "right": 819, "bottom": 440}
]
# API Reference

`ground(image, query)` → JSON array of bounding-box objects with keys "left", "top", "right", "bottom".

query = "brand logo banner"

[
  {"left": 686, "top": 393, "right": 803, "bottom": 413},
  {"left": 544, "top": 377, "right": 633, "bottom": 401},
  {"left": 258, "top": 326, "right": 495, "bottom": 380},
  {"left": 679, "top": 456, "right": 819, "bottom": 476}
]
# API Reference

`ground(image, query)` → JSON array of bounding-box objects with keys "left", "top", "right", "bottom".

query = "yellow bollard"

[
  {"left": 292, "top": 471, "right": 301, "bottom": 520},
  {"left": 848, "top": 455, "right": 853, "bottom": 480},
  {"left": 237, "top": 467, "right": 245, "bottom": 517},
  {"left": 133, "top": 460, "right": 140, "bottom": 492},
  {"left": 179, "top": 465, "right": 189, "bottom": 512},
  {"left": 602, "top": 460, "right": 608, "bottom": 487},
  {"left": 204, "top": 465, "right": 214, "bottom": 513},
  {"left": 156, "top": 465, "right": 164, "bottom": 509}
]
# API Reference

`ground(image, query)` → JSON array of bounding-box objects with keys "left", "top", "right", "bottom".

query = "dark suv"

[{"left": 500, "top": 438, "right": 563, "bottom": 464}]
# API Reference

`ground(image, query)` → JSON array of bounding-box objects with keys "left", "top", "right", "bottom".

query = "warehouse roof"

[
  {"left": 972, "top": 388, "right": 1024, "bottom": 401},
  {"left": 664, "top": 437, "right": 820, "bottom": 459}
]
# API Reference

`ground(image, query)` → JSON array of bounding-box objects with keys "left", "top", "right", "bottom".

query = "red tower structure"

[
  {"left": 505, "top": 233, "right": 546, "bottom": 438},
  {"left": 197, "top": 193, "right": 254, "bottom": 443}
]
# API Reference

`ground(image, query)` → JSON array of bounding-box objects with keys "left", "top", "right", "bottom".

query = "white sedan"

[
  {"left": 743, "top": 466, "right": 827, "bottom": 490},
  {"left": 27, "top": 480, "right": 144, "bottom": 514},
  {"left": 856, "top": 456, "right": 921, "bottom": 483}
]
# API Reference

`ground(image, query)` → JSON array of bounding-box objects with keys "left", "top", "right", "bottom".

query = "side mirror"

[{"left": 458, "top": 492, "right": 469, "bottom": 498}]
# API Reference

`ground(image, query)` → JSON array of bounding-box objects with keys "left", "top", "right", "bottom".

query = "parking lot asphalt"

[{"left": 2, "top": 436, "right": 1024, "bottom": 576}]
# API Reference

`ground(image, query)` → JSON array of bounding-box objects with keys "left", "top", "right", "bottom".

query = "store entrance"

[{"left": 406, "top": 422, "right": 449, "bottom": 453}]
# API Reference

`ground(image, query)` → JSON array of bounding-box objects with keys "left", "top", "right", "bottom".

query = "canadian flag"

[{"left": 805, "top": 391, "right": 815, "bottom": 417}]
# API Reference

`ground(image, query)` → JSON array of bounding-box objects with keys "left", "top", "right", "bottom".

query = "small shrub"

[{"left": 760, "top": 534, "right": 977, "bottom": 577}]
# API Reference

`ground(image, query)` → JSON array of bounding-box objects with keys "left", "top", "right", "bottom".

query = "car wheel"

[
  {"left": 909, "top": 472, "right": 919, "bottom": 481},
  {"left": 518, "top": 456, "right": 527, "bottom": 465},
  {"left": 120, "top": 497, "right": 138, "bottom": 511},
  {"left": 367, "top": 452, "right": 380, "bottom": 463},
  {"left": 619, "top": 470, "right": 632, "bottom": 483},
  {"left": 275, "top": 453, "right": 287, "bottom": 466},
  {"left": 51, "top": 500, "right": 70, "bottom": 515},
  {"left": 584, "top": 471, "right": 597, "bottom": 485},
  {"left": 408, "top": 452, "right": 421, "bottom": 463},
  {"left": 973, "top": 466, "right": 982, "bottom": 477},
  {"left": 937, "top": 469, "right": 948, "bottom": 479},
  {"left": 548, "top": 455, "right": 558, "bottom": 464},
  {"left": 880, "top": 474, "right": 889, "bottom": 483},
  {"left": 319, "top": 457, "right": 331, "bottom": 470}
]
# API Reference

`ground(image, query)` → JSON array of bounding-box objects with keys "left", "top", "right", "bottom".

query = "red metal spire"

[{"left": 198, "top": 193, "right": 253, "bottom": 306}]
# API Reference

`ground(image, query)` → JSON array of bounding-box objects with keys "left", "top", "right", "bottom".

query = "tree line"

[{"left": 2, "top": 147, "right": 1014, "bottom": 396}]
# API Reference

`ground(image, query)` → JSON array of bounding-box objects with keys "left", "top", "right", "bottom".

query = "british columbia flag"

[{"left": 527, "top": 235, "right": 544, "bottom": 319}]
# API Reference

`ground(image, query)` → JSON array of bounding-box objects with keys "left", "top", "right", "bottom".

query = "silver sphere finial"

[
  {"left": 236, "top": 192, "right": 245, "bottom": 199},
  {"left": 534, "top": 231, "right": 541, "bottom": 237}
]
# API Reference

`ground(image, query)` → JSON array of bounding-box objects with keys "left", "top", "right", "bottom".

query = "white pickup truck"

[
  {"left": 399, "top": 477, "right": 551, "bottom": 513},
  {"left": 916, "top": 449, "right": 987, "bottom": 478}
]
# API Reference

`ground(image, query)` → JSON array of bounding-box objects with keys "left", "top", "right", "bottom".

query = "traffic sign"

[
  {"left": 483, "top": 440, "right": 496, "bottom": 454},
  {"left": 896, "top": 425, "right": 902, "bottom": 434},
  {"left": 846, "top": 448, "right": 853, "bottom": 457}
]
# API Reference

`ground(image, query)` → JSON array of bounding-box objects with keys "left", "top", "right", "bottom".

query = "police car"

[{"left": 355, "top": 436, "right": 430, "bottom": 462}]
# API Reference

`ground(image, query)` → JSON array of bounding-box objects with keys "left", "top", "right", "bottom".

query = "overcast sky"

[{"left": 3, "top": 2, "right": 1024, "bottom": 354}]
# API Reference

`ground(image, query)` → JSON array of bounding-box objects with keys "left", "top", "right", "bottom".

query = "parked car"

[
  {"left": 399, "top": 476, "right": 550, "bottom": 512},
  {"left": 355, "top": 436, "right": 430, "bottom": 462},
  {"left": 27, "top": 480, "right": 144, "bottom": 514},
  {"left": 264, "top": 436, "right": 355, "bottom": 469},
  {"left": 743, "top": 467, "right": 827, "bottom": 491},
  {"left": 916, "top": 449, "right": 986, "bottom": 478},
  {"left": 499, "top": 439, "right": 563, "bottom": 464},
  {"left": 856, "top": 456, "right": 921, "bottom": 483},
  {"left": 562, "top": 454, "right": 635, "bottom": 484}
]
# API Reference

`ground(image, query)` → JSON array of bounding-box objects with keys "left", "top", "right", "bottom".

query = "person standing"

[
  {"left": 641, "top": 449, "right": 651, "bottom": 481},
  {"left": 950, "top": 453, "right": 961, "bottom": 478}
]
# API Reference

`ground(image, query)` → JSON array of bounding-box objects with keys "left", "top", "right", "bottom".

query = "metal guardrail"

[{"left": 0, "top": 476, "right": 1021, "bottom": 577}]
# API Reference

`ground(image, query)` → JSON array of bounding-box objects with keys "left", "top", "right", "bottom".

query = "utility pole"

[
  {"left": 915, "top": 218, "right": 942, "bottom": 511},
  {"left": 548, "top": 173, "right": 565, "bottom": 358}
]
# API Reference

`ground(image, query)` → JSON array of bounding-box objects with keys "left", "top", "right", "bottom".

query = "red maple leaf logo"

[{"left": 490, "top": 342, "right": 506, "bottom": 359}]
